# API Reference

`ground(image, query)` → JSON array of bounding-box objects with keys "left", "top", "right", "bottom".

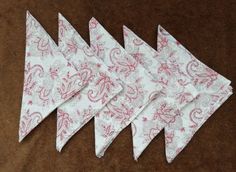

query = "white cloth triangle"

[
  {"left": 157, "top": 25, "right": 232, "bottom": 162},
  {"left": 123, "top": 26, "right": 199, "bottom": 160},
  {"left": 89, "top": 18, "right": 162, "bottom": 157},
  {"left": 56, "top": 14, "right": 122, "bottom": 151},
  {"left": 19, "top": 12, "right": 87, "bottom": 141}
]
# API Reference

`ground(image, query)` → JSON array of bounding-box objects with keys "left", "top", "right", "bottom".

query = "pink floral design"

[
  {"left": 125, "top": 85, "right": 143, "bottom": 103},
  {"left": 153, "top": 102, "right": 178, "bottom": 124},
  {"left": 189, "top": 108, "right": 203, "bottom": 128},
  {"left": 23, "top": 62, "right": 44, "bottom": 95},
  {"left": 57, "top": 72, "right": 81, "bottom": 100},
  {"left": 104, "top": 102, "right": 134, "bottom": 125},
  {"left": 57, "top": 109, "right": 73, "bottom": 141},
  {"left": 19, "top": 110, "right": 43, "bottom": 140},
  {"left": 88, "top": 72, "right": 115, "bottom": 104},
  {"left": 109, "top": 48, "right": 138, "bottom": 77},
  {"left": 89, "top": 17, "right": 99, "bottom": 29},
  {"left": 34, "top": 37, "right": 53, "bottom": 56},
  {"left": 77, "top": 63, "right": 94, "bottom": 85},
  {"left": 186, "top": 59, "right": 218, "bottom": 88},
  {"left": 101, "top": 124, "right": 115, "bottom": 138}
]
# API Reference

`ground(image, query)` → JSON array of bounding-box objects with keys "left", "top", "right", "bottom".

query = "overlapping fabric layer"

[
  {"left": 156, "top": 25, "right": 232, "bottom": 162},
  {"left": 123, "top": 26, "right": 198, "bottom": 160},
  {"left": 19, "top": 11, "right": 232, "bottom": 163},
  {"left": 89, "top": 18, "right": 162, "bottom": 157},
  {"left": 56, "top": 14, "right": 122, "bottom": 151},
  {"left": 19, "top": 12, "right": 87, "bottom": 142}
]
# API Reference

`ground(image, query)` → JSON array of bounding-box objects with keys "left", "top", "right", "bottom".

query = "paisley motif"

[
  {"left": 88, "top": 72, "right": 115, "bottom": 104},
  {"left": 186, "top": 59, "right": 218, "bottom": 88},
  {"left": 104, "top": 101, "right": 134, "bottom": 125},
  {"left": 34, "top": 37, "right": 53, "bottom": 56},
  {"left": 100, "top": 124, "right": 115, "bottom": 138},
  {"left": 57, "top": 72, "right": 82, "bottom": 100},
  {"left": 57, "top": 109, "right": 73, "bottom": 141},
  {"left": 153, "top": 102, "right": 178, "bottom": 124},
  {"left": 109, "top": 48, "right": 138, "bottom": 77},
  {"left": 19, "top": 110, "right": 43, "bottom": 140},
  {"left": 23, "top": 62, "right": 44, "bottom": 95},
  {"left": 189, "top": 108, "right": 203, "bottom": 128},
  {"left": 77, "top": 63, "right": 94, "bottom": 85}
]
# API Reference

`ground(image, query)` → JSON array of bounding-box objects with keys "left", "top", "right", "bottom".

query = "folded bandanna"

[
  {"left": 56, "top": 14, "right": 123, "bottom": 151},
  {"left": 89, "top": 18, "right": 162, "bottom": 157},
  {"left": 19, "top": 12, "right": 87, "bottom": 141},
  {"left": 157, "top": 25, "right": 232, "bottom": 162},
  {"left": 123, "top": 26, "right": 198, "bottom": 160}
]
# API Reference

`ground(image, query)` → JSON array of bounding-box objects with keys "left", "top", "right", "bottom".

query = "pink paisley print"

[
  {"left": 104, "top": 101, "right": 134, "bottom": 125},
  {"left": 65, "top": 39, "right": 78, "bottom": 55},
  {"left": 131, "top": 52, "right": 145, "bottom": 66},
  {"left": 123, "top": 25, "right": 199, "bottom": 161},
  {"left": 148, "top": 127, "right": 161, "bottom": 141},
  {"left": 88, "top": 72, "right": 115, "bottom": 104},
  {"left": 19, "top": 111, "right": 43, "bottom": 139},
  {"left": 109, "top": 48, "right": 138, "bottom": 77},
  {"left": 125, "top": 85, "right": 142, "bottom": 103},
  {"left": 57, "top": 72, "right": 81, "bottom": 100},
  {"left": 57, "top": 109, "right": 73, "bottom": 141},
  {"left": 82, "top": 45, "right": 94, "bottom": 57},
  {"left": 90, "top": 41, "right": 105, "bottom": 57},
  {"left": 158, "top": 62, "right": 173, "bottom": 75},
  {"left": 58, "top": 18, "right": 67, "bottom": 40},
  {"left": 165, "top": 131, "right": 174, "bottom": 144},
  {"left": 89, "top": 17, "right": 99, "bottom": 29},
  {"left": 101, "top": 124, "right": 115, "bottom": 138},
  {"left": 77, "top": 105, "right": 94, "bottom": 123},
  {"left": 55, "top": 14, "right": 122, "bottom": 151},
  {"left": 23, "top": 62, "right": 44, "bottom": 95},
  {"left": 189, "top": 108, "right": 203, "bottom": 128},
  {"left": 133, "top": 38, "right": 143, "bottom": 46},
  {"left": 19, "top": 12, "right": 86, "bottom": 142},
  {"left": 157, "top": 36, "right": 168, "bottom": 53},
  {"left": 77, "top": 63, "right": 94, "bottom": 85},
  {"left": 34, "top": 37, "right": 53, "bottom": 56},
  {"left": 90, "top": 19, "right": 162, "bottom": 158},
  {"left": 36, "top": 86, "right": 51, "bottom": 104},
  {"left": 157, "top": 25, "right": 232, "bottom": 163},
  {"left": 186, "top": 59, "right": 218, "bottom": 88},
  {"left": 153, "top": 102, "right": 178, "bottom": 124},
  {"left": 176, "top": 92, "right": 194, "bottom": 105}
]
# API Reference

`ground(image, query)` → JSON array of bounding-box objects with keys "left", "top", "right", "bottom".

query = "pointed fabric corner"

[
  {"left": 157, "top": 25, "right": 232, "bottom": 162},
  {"left": 56, "top": 14, "right": 123, "bottom": 151},
  {"left": 19, "top": 12, "right": 87, "bottom": 142},
  {"left": 123, "top": 26, "right": 199, "bottom": 160},
  {"left": 89, "top": 18, "right": 162, "bottom": 157}
]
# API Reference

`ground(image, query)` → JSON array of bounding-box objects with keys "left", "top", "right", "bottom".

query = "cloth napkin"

[
  {"left": 19, "top": 12, "right": 87, "bottom": 141},
  {"left": 157, "top": 25, "right": 233, "bottom": 162},
  {"left": 123, "top": 26, "right": 199, "bottom": 160},
  {"left": 56, "top": 14, "right": 122, "bottom": 151},
  {"left": 89, "top": 18, "right": 162, "bottom": 157}
]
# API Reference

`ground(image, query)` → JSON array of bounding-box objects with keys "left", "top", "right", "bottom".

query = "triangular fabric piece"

[
  {"left": 56, "top": 14, "right": 123, "bottom": 151},
  {"left": 19, "top": 12, "right": 87, "bottom": 141},
  {"left": 123, "top": 26, "right": 199, "bottom": 160},
  {"left": 89, "top": 18, "right": 162, "bottom": 157},
  {"left": 157, "top": 25, "right": 232, "bottom": 162}
]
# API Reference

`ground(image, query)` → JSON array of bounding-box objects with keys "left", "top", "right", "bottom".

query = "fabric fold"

[
  {"left": 157, "top": 25, "right": 232, "bottom": 163},
  {"left": 89, "top": 18, "right": 162, "bottom": 157},
  {"left": 56, "top": 14, "right": 123, "bottom": 151},
  {"left": 123, "top": 26, "right": 199, "bottom": 160},
  {"left": 19, "top": 11, "right": 87, "bottom": 142}
]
